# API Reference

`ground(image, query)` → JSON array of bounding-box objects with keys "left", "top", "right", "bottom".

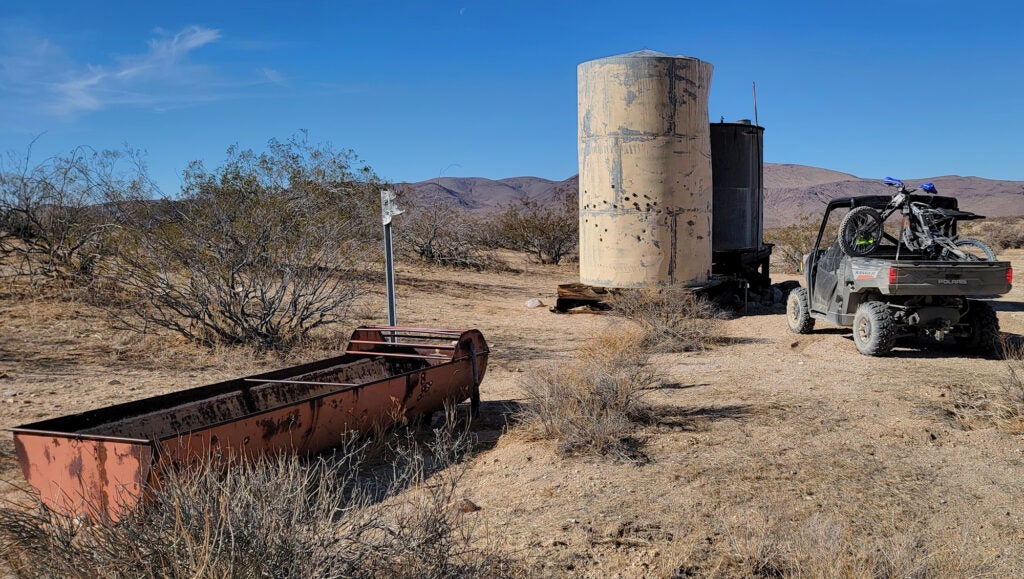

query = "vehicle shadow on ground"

[
  {"left": 805, "top": 327, "right": 850, "bottom": 336},
  {"left": 992, "top": 301, "right": 1024, "bottom": 312},
  {"left": 835, "top": 332, "right": 1024, "bottom": 359},
  {"left": 733, "top": 303, "right": 788, "bottom": 317}
]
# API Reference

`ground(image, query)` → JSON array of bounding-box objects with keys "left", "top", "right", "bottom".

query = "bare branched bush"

[
  {"left": 520, "top": 326, "right": 655, "bottom": 461},
  {"left": 764, "top": 213, "right": 821, "bottom": 273},
  {"left": 107, "top": 134, "right": 382, "bottom": 351},
  {"left": 487, "top": 187, "right": 577, "bottom": 265},
  {"left": 0, "top": 419, "right": 516, "bottom": 578},
  {"left": 399, "top": 201, "right": 504, "bottom": 271},
  {"left": 608, "top": 286, "right": 723, "bottom": 353},
  {"left": 0, "top": 143, "right": 153, "bottom": 287},
  {"left": 959, "top": 216, "right": 1024, "bottom": 252}
]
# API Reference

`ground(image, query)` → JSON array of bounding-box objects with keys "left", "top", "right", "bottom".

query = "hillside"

[{"left": 402, "top": 164, "right": 1023, "bottom": 226}]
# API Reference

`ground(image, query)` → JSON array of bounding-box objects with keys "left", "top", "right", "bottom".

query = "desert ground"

[{"left": 2, "top": 249, "right": 1023, "bottom": 577}]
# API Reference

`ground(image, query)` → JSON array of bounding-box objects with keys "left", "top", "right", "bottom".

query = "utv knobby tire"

[
  {"left": 786, "top": 287, "right": 815, "bottom": 334},
  {"left": 957, "top": 300, "right": 1001, "bottom": 358},
  {"left": 941, "top": 238, "right": 996, "bottom": 262},
  {"left": 838, "top": 207, "right": 884, "bottom": 257},
  {"left": 852, "top": 301, "right": 897, "bottom": 356}
]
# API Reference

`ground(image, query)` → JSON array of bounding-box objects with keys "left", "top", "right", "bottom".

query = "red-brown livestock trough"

[{"left": 9, "top": 327, "right": 488, "bottom": 521}]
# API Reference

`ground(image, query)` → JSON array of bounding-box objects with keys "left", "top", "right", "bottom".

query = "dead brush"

[
  {"left": 0, "top": 418, "right": 517, "bottom": 578},
  {"left": 608, "top": 286, "right": 723, "bottom": 353},
  {"left": 942, "top": 339, "right": 1024, "bottom": 434},
  {"left": 998, "top": 338, "right": 1024, "bottom": 434},
  {"left": 519, "top": 326, "right": 656, "bottom": 461},
  {"left": 688, "top": 509, "right": 1001, "bottom": 578}
]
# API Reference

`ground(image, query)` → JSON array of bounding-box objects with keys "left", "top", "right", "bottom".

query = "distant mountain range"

[{"left": 400, "top": 164, "right": 1024, "bottom": 226}]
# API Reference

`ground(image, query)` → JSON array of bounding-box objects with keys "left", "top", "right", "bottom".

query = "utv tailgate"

[{"left": 885, "top": 260, "right": 1012, "bottom": 296}]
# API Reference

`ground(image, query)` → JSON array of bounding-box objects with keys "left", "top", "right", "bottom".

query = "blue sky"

[{"left": 1, "top": 1, "right": 1022, "bottom": 195}]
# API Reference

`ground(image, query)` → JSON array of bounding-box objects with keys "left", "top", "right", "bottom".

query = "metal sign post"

[{"left": 380, "top": 189, "right": 404, "bottom": 329}]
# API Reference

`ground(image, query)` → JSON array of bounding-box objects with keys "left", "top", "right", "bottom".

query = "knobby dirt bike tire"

[{"left": 838, "top": 207, "right": 884, "bottom": 257}]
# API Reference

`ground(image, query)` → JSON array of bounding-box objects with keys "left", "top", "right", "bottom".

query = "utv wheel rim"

[{"left": 857, "top": 318, "right": 871, "bottom": 342}]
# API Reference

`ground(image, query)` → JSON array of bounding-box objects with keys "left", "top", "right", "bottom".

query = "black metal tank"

[{"left": 710, "top": 120, "right": 764, "bottom": 252}]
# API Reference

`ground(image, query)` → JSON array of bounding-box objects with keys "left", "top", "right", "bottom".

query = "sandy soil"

[{"left": 1, "top": 250, "right": 1023, "bottom": 576}]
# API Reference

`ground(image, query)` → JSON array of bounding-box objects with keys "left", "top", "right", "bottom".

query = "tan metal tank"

[{"left": 578, "top": 50, "right": 713, "bottom": 287}]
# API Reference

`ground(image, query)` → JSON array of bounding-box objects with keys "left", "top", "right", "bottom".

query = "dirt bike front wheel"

[
  {"left": 838, "top": 207, "right": 884, "bottom": 257},
  {"left": 941, "top": 238, "right": 996, "bottom": 261}
]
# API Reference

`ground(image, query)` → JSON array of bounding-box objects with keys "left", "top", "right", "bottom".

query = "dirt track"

[{"left": 1, "top": 250, "right": 1023, "bottom": 576}]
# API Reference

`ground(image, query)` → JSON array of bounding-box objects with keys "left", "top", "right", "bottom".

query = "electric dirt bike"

[{"left": 837, "top": 177, "right": 994, "bottom": 261}]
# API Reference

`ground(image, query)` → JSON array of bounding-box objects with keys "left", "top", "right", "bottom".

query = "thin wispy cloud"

[
  {"left": 0, "top": 24, "right": 284, "bottom": 119},
  {"left": 48, "top": 26, "right": 221, "bottom": 115}
]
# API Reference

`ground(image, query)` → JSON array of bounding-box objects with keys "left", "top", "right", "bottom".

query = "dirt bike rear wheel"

[
  {"left": 838, "top": 207, "right": 884, "bottom": 257},
  {"left": 940, "top": 238, "right": 995, "bottom": 261}
]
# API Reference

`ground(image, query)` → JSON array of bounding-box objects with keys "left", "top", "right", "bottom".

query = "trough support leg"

[{"left": 469, "top": 340, "right": 481, "bottom": 417}]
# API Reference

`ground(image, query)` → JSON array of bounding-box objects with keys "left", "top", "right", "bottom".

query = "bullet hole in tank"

[
  {"left": 697, "top": 235, "right": 704, "bottom": 240},
  {"left": 687, "top": 220, "right": 695, "bottom": 226},
  {"left": 604, "top": 228, "right": 608, "bottom": 232},
  {"left": 633, "top": 202, "right": 641, "bottom": 210},
  {"left": 612, "top": 204, "right": 617, "bottom": 209},
  {"left": 636, "top": 235, "right": 642, "bottom": 242}
]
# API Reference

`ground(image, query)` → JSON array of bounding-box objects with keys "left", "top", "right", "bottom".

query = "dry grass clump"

[
  {"left": 688, "top": 511, "right": 999, "bottom": 578},
  {"left": 0, "top": 420, "right": 517, "bottom": 578},
  {"left": 609, "top": 286, "right": 723, "bottom": 353},
  {"left": 519, "top": 326, "right": 656, "bottom": 461},
  {"left": 941, "top": 340, "right": 1024, "bottom": 434}
]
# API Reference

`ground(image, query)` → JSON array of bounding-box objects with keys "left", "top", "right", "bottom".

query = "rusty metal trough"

[{"left": 9, "top": 326, "right": 488, "bottom": 521}]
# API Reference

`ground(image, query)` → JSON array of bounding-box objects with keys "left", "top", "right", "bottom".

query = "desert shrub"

[
  {"left": 486, "top": 187, "right": 577, "bottom": 265},
  {"left": 0, "top": 144, "right": 152, "bottom": 287},
  {"left": 608, "top": 286, "right": 723, "bottom": 353},
  {"left": 959, "top": 216, "right": 1024, "bottom": 252},
  {"left": 939, "top": 340, "right": 1024, "bottom": 434},
  {"left": 764, "top": 213, "right": 820, "bottom": 273},
  {"left": 399, "top": 201, "right": 504, "bottom": 271},
  {"left": 520, "top": 326, "right": 656, "bottom": 461},
  {"left": 107, "top": 134, "right": 381, "bottom": 351},
  {"left": 998, "top": 339, "right": 1024, "bottom": 434},
  {"left": 0, "top": 419, "right": 516, "bottom": 578}
]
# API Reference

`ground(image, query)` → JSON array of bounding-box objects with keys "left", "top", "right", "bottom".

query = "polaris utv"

[{"left": 786, "top": 194, "right": 1012, "bottom": 357}]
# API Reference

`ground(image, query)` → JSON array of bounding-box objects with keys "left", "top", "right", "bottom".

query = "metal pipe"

[{"left": 380, "top": 190, "right": 404, "bottom": 329}]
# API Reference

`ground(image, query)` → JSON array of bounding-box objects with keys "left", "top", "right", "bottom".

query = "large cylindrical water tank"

[
  {"left": 578, "top": 50, "right": 714, "bottom": 288},
  {"left": 710, "top": 121, "right": 765, "bottom": 252}
]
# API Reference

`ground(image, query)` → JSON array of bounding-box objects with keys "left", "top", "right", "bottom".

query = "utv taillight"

[
  {"left": 888, "top": 267, "right": 897, "bottom": 284},
  {"left": 1009, "top": 267, "right": 1014, "bottom": 286}
]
